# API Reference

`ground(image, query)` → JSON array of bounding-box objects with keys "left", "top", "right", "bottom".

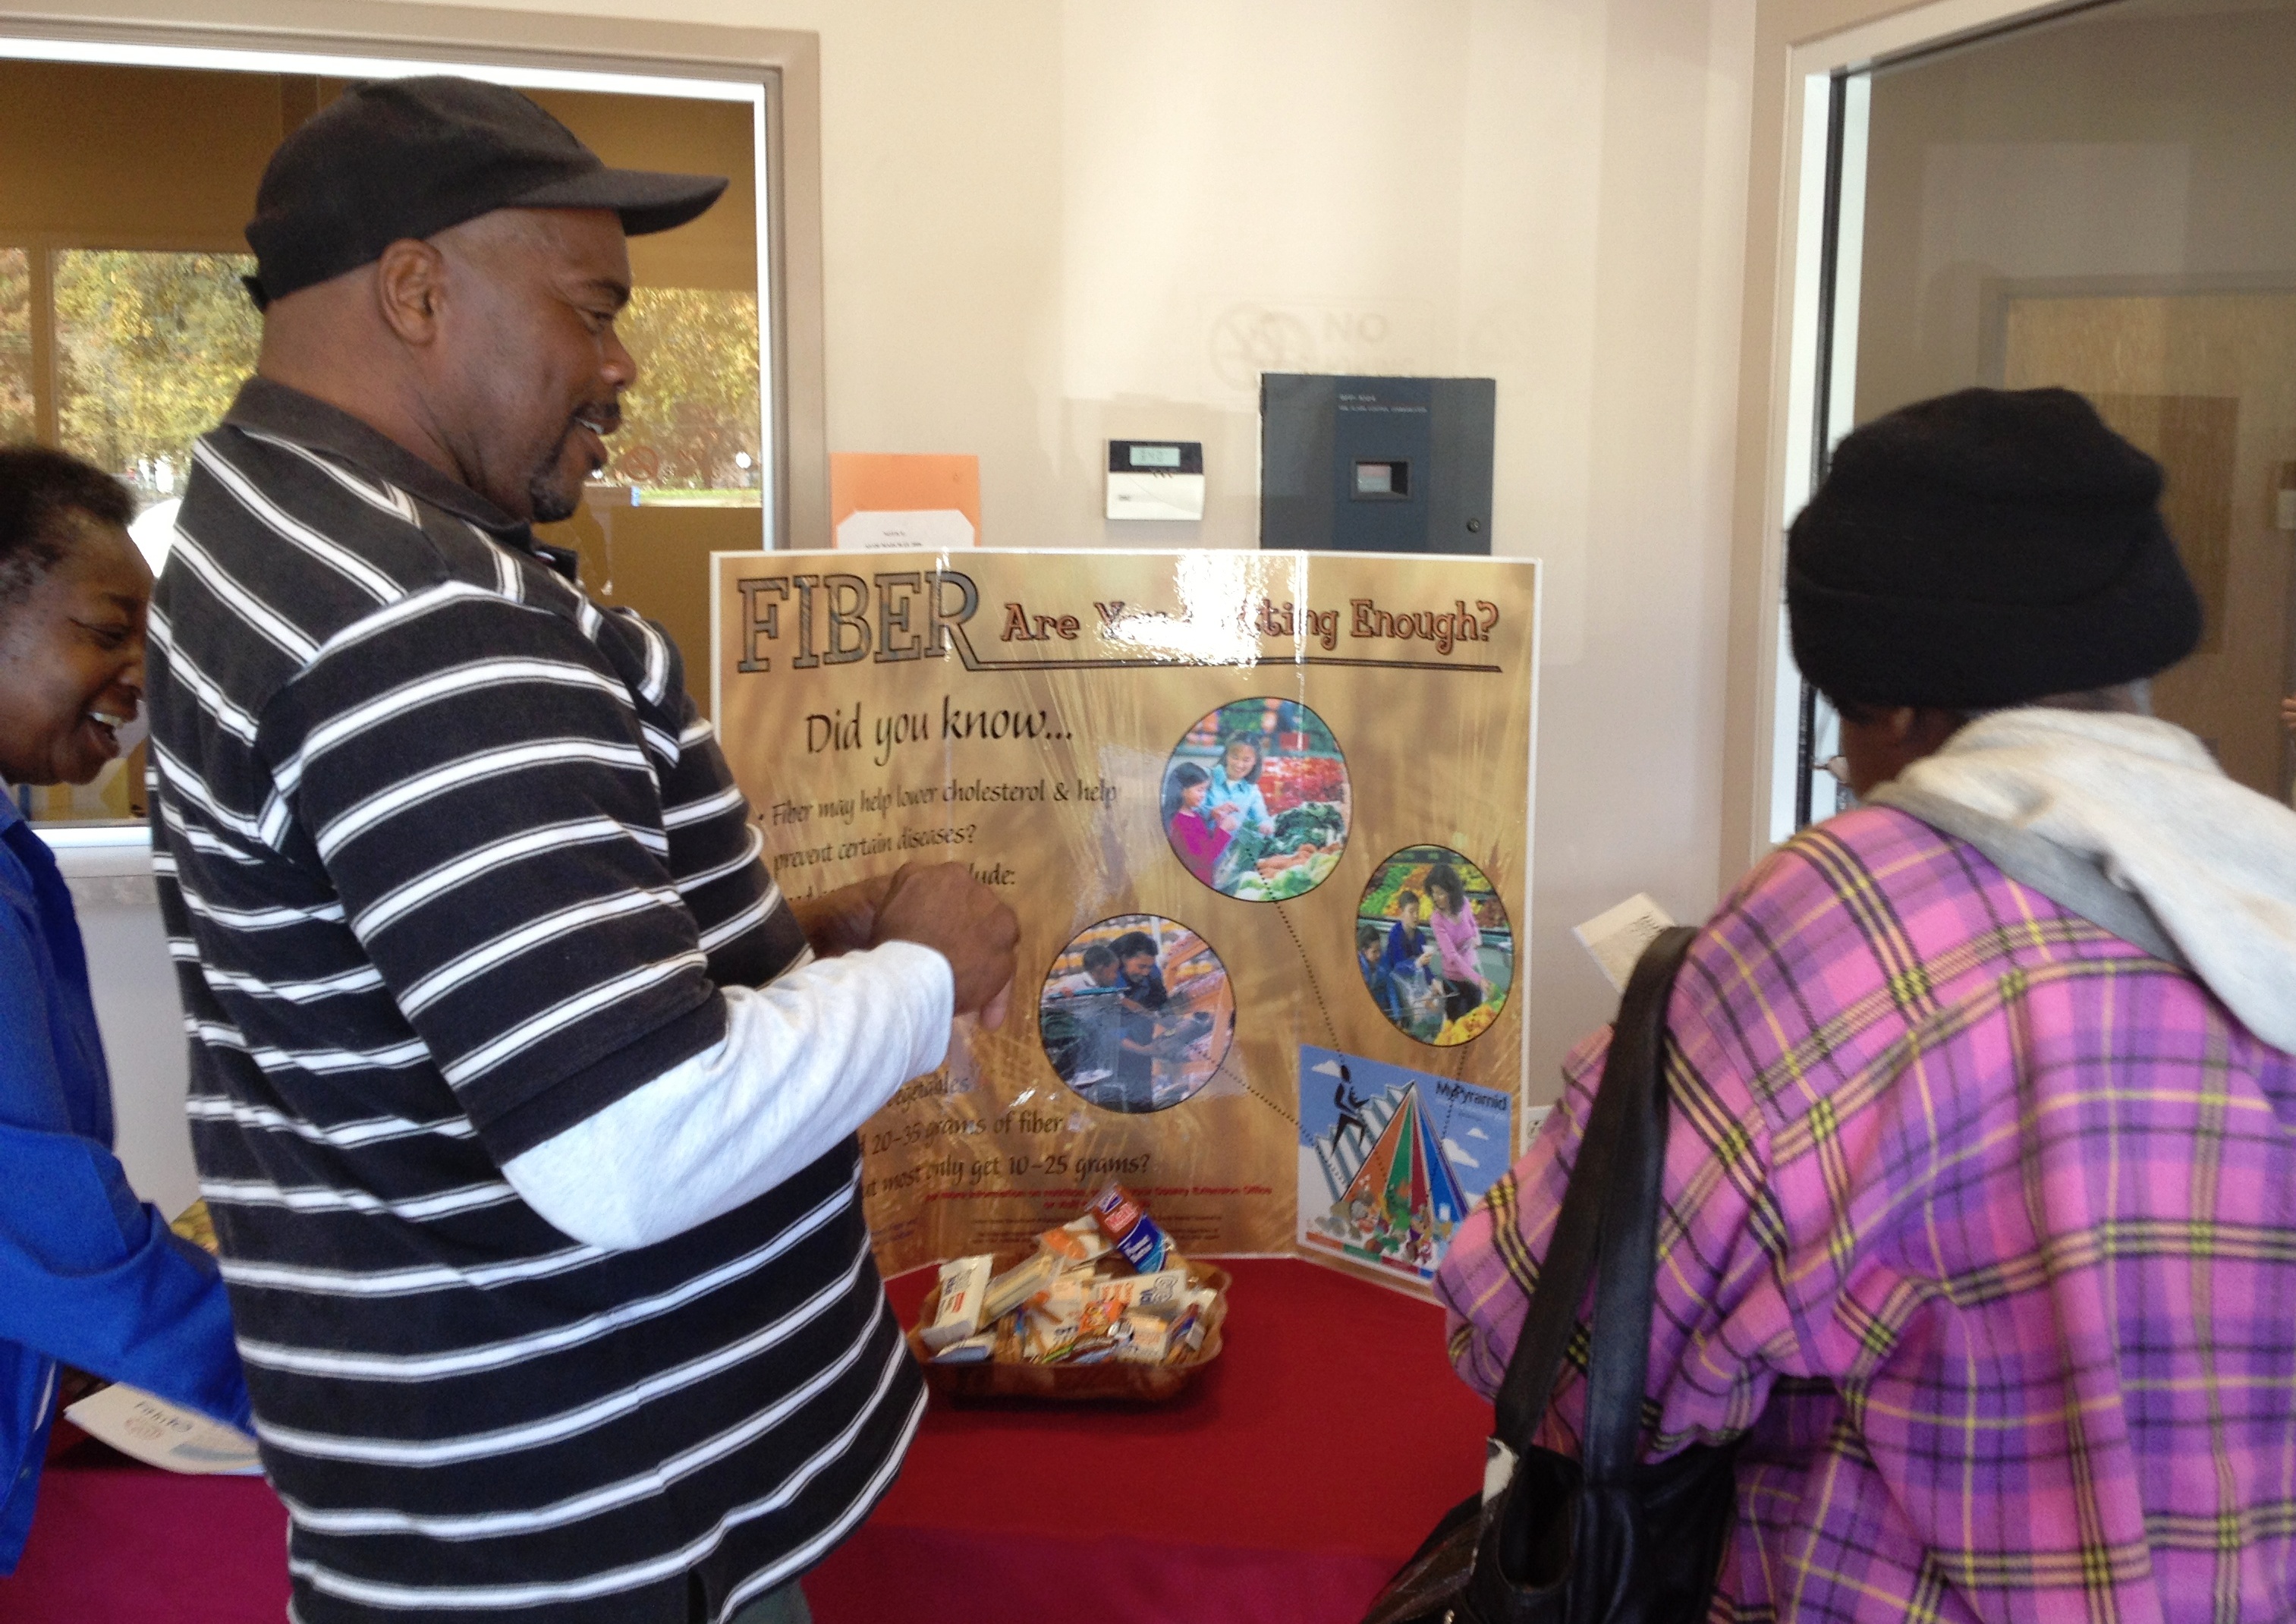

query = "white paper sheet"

[
  {"left": 64, "top": 1383, "right": 262, "bottom": 1475},
  {"left": 832, "top": 508, "right": 977, "bottom": 551},
  {"left": 1571, "top": 892, "right": 1678, "bottom": 992}
]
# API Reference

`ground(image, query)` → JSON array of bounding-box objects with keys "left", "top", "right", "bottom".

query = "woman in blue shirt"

[{"left": 0, "top": 448, "right": 248, "bottom": 1573}]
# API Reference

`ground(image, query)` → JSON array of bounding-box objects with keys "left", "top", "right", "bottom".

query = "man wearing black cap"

[
  {"left": 1439, "top": 389, "right": 2296, "bottom": 1623},
  {"left": 146, "top": 77, "right": 1017, "bottom": 1624}
]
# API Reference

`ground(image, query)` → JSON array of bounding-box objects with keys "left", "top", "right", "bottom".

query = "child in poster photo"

[
  {"left": 1061, "top": 942, "right": 1122, "bottom": 998},
  {"left": 1165, "top": 763, "right": 1230, "bottom": 888},
  {"left": 1377, "top": 890, "right": 1433, "bottom": 1024},
  {"left": 1203, "top": 733, "right": 1275, "bottom": 838},
  {"left": 1051, "top": 943, "right": 1124, "bottom": 1083}
]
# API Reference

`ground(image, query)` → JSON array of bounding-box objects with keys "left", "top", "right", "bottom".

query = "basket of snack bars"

[{"left": 907, "top": 1182, "right": 1229, "bottom": 1402}]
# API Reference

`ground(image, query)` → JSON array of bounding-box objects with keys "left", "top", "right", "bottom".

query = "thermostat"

[{"left": 1106, "top": 440, "right": 1206, "bottom": 522}]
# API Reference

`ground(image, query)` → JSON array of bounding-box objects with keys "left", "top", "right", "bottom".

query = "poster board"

[{"left": 710, "top": 549, "right": 1538, "bottom": 1294}]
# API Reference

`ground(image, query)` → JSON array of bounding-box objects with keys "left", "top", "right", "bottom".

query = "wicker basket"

[{"left": 907, "top": 1259, "right": 1231, "bottom": 1403}]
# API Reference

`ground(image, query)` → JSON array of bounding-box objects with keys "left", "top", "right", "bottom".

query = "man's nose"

[{"left": 602, "top": 325, "right": 637, "bottom": 392}]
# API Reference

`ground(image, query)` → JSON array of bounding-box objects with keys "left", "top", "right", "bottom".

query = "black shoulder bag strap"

[
  {"left": 1357, "top": 925, "right": 1719, "bottom": 1624},
  {"left": 1491, "top": 924, "right": 1696, "bottom": 1468}
]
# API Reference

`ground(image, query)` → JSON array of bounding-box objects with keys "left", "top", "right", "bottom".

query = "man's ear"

[{"left": 373, "top": 238, "right": 448, "bottom": 347}]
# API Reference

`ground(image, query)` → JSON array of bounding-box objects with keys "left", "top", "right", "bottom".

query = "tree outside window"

[
  {"left": 594, "top": 286, "right": 762, "bottom": 505},
  {"left": 44, "top": 252, "right": 759, "bottom": 507},
  {"left": 55, "top": 250, "right": 262, "bottom": 502}
]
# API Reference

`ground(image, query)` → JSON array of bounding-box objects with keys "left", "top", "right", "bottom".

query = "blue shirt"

[
  {"left": 1203, "top": 767, "right": 1272, "bottom": 836},
  {"left": 0, "top": 800, "right": 248, "bottom": 1572}
]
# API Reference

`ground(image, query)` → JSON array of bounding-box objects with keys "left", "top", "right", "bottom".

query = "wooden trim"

[
  {"left": 767, "top": 29, "right": 827, "bottom": 549},
  {"left": 0, "top": 0, "right": 826, "bottom": 547}
]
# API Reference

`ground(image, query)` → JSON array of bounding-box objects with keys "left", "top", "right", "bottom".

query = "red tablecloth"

[{"left": 2, "top": 1258, "right": 1489, "bottom": 1623}]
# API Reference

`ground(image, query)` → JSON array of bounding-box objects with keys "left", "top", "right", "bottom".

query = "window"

[
  {"left": 1777, "top": 0, "right": 2296, "bottom": 832},
  {"left": 0, "top": 46, "right": 775, "bottom": 828},
  {"left": 605, "top": 288, "right": 763, "bottom": 505},
  {"left": 55, "top": 250, "right": 263, "bottom": 508}
]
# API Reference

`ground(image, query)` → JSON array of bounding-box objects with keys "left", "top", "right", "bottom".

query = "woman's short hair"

[
  {"left": 0, "top": 446, "right": 134, "bottom": 610},
  {"left": 1426, "top": 863, "right": 1465, "bottom": 910}
]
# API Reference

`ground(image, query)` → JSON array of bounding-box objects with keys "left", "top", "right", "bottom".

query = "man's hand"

[
  {"left": 869, "top": 863, "right": 1019, "bottom": 1028},
  {"left": 786, "top": 873, "right": 893, "bottom": 958}
]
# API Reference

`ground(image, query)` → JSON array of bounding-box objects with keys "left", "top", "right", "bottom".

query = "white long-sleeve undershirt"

[{"left": 502, "top": 941, "right": 954, "bottom": 1251}]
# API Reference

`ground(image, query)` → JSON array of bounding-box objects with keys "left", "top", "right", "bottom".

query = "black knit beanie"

[{"left": 1787, "top": 387, "right": 2202, "bottom": 710}]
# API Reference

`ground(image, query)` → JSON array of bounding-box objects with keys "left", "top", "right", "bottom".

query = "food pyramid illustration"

[{"left": 1305, "top": 1082, "right": 1468, "bottom": 1276}]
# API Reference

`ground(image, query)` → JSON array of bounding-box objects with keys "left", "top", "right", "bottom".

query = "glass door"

[{"left": 1782, "top": 0, "right": 2296, "bottom": 826}]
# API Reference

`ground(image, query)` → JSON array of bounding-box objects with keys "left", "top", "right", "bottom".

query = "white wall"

[
  {"left": 46, "top": 862, "right": 200, "bottom": 1220},
  {"left": 76, "top": 0, "right": 1761, "bottom": 1213},
  {"left": 75, "top": 886, "right": 200, "bottom": 1217}
]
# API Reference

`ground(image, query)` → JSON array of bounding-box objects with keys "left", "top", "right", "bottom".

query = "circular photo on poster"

[
  {"left": 1355, "top": 847, "right": 1514, "bottom": 1046},
  {"left": 1161, "top": 697, "right": 1351, "bottom": 902},
  {"left": 1038, "top": 915, "right": 1236, "bottom": 1114}
]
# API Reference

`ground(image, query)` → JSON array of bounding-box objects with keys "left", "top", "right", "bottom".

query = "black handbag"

[{"left": 1363, "top": 926, "right": 1738, "bottom": 1624}]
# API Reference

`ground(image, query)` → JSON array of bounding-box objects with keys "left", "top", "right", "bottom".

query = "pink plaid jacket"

[{"left": 1439, "top": 806, "right": 2296, "bottom": 1623}]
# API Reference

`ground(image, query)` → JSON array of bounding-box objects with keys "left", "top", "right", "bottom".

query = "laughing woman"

[{"left": 0, "top": 448, "right": 247, "bottom": 1572}]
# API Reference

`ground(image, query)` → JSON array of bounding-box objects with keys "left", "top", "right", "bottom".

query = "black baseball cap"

[{"left": 243, "top": 75, "right": 728, "bottom": 310}]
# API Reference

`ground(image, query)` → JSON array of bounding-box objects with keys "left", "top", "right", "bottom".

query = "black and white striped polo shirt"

[{"left": 148, "top": 377, "right": 923, "bottom": 1623}]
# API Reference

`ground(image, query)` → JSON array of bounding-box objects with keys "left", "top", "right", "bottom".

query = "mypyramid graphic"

[{"left": 1297, "top": 1044, "right": 1511, "bottom": 1285}]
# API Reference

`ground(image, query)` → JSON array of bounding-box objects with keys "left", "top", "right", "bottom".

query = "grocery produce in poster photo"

[
  {"left": 1355, "top": 845, "right": 1514, "bottom": 1046},
  {"left": 1162, "top": 697, "right": 1351, "bottom": 902},
  {"left": 1038, "top": 915, "right": 1237, "bottom": 1114}
]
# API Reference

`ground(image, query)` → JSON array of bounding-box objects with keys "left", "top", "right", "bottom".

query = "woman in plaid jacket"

[{"left": 1442, "top": 389, "right": 2296, "bottom": 1624}]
